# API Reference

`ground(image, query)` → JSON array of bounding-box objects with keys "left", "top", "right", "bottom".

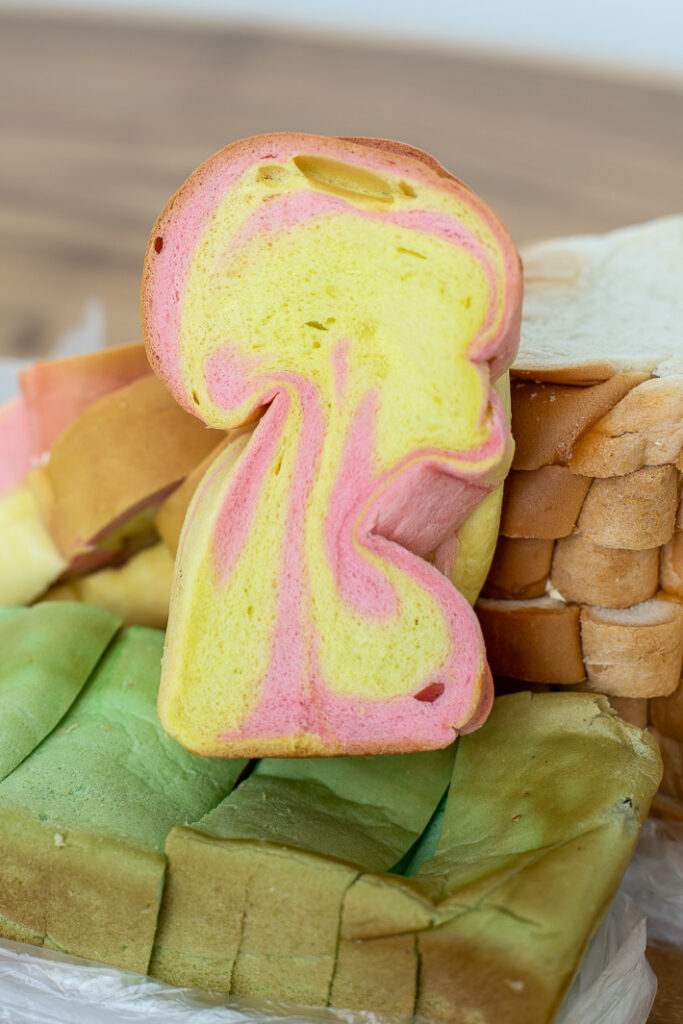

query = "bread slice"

[
  {"left": 580, "top": 598, "right": 683, "bottom": 697},
  {"left": 151, "top": 692, "right": 660, "bottom": 1022},
  {"left": 143, "top": 133, "right": 522, "bottom": 756},
  {"left": 516, "top": 216, "right": 683, "bottom": 381},
  {"left": 0, "top": 602, "right": 119, "bottom": 781},
  {"left": 19, "top": 342, "right": 151, "bottom": 458},
  {"left": 568, "top": 375, "right": 683, "bottom": 477},
  {"left": 483, "top": 536, "right": 554, "bottom": 600},
  {"left": 475, "top": 596, "right": 585, "bottom": 684},
  {"left": 42, "top": 543, "right": 174, "bottom": 629},
  {"left": 509, "top": 374, "right": 647, "bottom": 470},
  {"left": 32, "top": 375, "right": 223, "bottom": 564},
  {"left": 650, "top": 673, "right": 683, "bottom": 742},
  {"left": 661, "top": 529, "right": 683, "bottom": 597},
  {"left": 649, "top": 727, "right": 683, "bottom": 808},
  {"left": 550, "top": 533, "right": 659, "bottom": 608},
  {"left": 0, "top": 626, "right": 246, "bottom": 973},
  {"left": 0, "top": 398, "right": 31, "bottom": 498},
  {"left": 150, "top": 744, "right": 456, "bottom": 998},
  {"left": 577, "top": 465, "right": 678, "bottom": 550},
  {"left": 499, "top": 466, "right": 591, "bottom": 539}
]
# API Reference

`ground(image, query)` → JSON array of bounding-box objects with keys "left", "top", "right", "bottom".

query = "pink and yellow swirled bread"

[{"left": 142, "top": 133, "right": 522, "bottom": 757}]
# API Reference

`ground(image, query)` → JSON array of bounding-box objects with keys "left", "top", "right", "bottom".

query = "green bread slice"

[
  {"left": 0, "top": 625, "right": 247, "bottom": 974},
  {"left": 0, "top": 601, "right": 120, "bottom": 780},
  {"left": 150, "top": 744, "right": 456, "bottom": 1002},
  {"left": 329, "top": 692, "right": 662, "bottom": 1023}
]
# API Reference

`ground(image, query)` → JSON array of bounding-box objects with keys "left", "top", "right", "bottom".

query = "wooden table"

[{"left": 1, "top": 9, "right": 682, "bottom": 1020}]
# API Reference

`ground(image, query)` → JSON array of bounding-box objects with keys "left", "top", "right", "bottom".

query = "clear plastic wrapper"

[{"left": 622, "top": 817, "right": 683, "bottom": 950}]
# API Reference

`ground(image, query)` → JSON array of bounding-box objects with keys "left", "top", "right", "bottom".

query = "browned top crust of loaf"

[{"left": 510, "top": 364, "right": 618, "bottom": 386}]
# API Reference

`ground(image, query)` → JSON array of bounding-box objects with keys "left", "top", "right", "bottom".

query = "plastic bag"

[{"left": 621, "top": 816, "right": 683, "bottom": 950}]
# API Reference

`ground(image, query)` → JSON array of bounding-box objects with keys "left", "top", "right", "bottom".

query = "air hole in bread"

[
  {"left": 399, "top": 180, "right": 417, "bottom": 197},
  {"left": 414, "top": 683, "right": 445, "bottom": 703},
  {"left": 293, "top": 154, "right": 396, "bottom": 204},
  {"left": 305, "top": 321, "right": 328, "bottom": 331},
  {"left": 397, "top": 247, "right": 427, "bottom": 260},
  {"left": 257, "top": 164, "right": 288, "bottom": 184},
  {"left": 154, "top": 236, "right": 163, "bottom": 253}
]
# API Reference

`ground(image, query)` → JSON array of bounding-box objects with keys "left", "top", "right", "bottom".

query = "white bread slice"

[
  {"left": 517, "top": 216, "right": 683, "bottom": 381},
  {"left": 569, "top": 375, "right": 683, "bottom": 477},
  {"left": 580, "top": 599, "right": 683, "bottom": 697},
  {"left": 661, "top": 530, "right": 683, "bottom": 598},
  {"left": 510, "top": 374, "right": 648, "bottom": 469},
  {"left": 577, "top": 465, "right": 678, "bottom": 550},
  {"left": 550, "top": 533, "right": 659, "bottom": 609},
  {"left": 475, "top": 596, "right": 585, "bottom": 685},
  {"left": 483, "top": 536, "right": 553, "bottom": 600},
  {"left": 499, "top": 465, "right": 591, "bottom": 539}
]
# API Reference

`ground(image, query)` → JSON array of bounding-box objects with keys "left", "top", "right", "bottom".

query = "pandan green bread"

[
  {"left": 150, "top": 692, "right": 661, "bottom": 1021},
  {"left": 0, "top": 625, "right": 247, "bottom": 974},
  {"left": 0, "top": 601, "right": 120, "bottom": 780},
  {"left": 150, "top": 743, "right": 456, "bottom": 999}
]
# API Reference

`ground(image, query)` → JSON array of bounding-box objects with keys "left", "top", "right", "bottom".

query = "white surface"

[{"left": 8, "top": 0, "right": 683, "bottom": 77}]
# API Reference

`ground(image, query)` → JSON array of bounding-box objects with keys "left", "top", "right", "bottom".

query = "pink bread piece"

[
  {"left": 142, "top": 133, "right": 522, "bottom": 757},
  {"left": 20, "top": 342, "right": 152, "bottom": 458},
  {"left": 0, "top": 398, "right": 31, "bottom": 498}
]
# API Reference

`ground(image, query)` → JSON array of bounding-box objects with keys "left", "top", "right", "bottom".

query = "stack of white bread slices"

[{"left": 476, "top": 215, "right": 683, "bottom": 820}]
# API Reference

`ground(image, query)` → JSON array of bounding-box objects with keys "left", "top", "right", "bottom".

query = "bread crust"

[
  {"left": 577, "top": 465, "right": 678, "bottom": 550},
  {"left": 499, "top": 466, "right": 591, "bottom": 539},
  {"left": 661, "top": 530, "right": 683, "bottom": 598},
  {"left": 551, "top": 534, "right": 659, "bottom": 609},
  {"left": 580, "top": 601, "right": 683, "bottom": 697},
  {"left": 483, "top": 537, "right": 554, "bottom": 600},
  {"left": 476, "top": 598, "right": 585, "bottom": 684},
  {"left": 510, "top": 374, "right": 647, "bottom": 471},
  {"left": 569, "top": 376, "right": 683, "bottom": 477}
]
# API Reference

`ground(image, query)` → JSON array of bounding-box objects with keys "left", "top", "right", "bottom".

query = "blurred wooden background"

[
  {"left": 0, "top": 9, "right": 682, "bottom": 1019},
  {"left": 0, "top": 8, "right": 682, "bottom": 359}
]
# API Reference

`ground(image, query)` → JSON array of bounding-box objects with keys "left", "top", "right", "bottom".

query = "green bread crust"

[
  {"left": 149, "top": 691, "right": 659, "bottom": 1022},
  {"left": 150, "top": 744, "right": 456, "bottom": 1000},
  {"left": 0, "top": 625, "right": 247, "bottom": 974},
  {"left": 0, "top": 602, "right": 121, "bottom": 781},
  {"left": 332, "top": 692, "right": 663, "bottom": 1023}
]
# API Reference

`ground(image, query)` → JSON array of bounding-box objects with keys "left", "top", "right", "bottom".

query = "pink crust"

[
  {"left": 141, "top": 133, "right": 521, "bottom": 410},
  {"left": 0, "top": 398, "right": 31, "bottom": 497}
]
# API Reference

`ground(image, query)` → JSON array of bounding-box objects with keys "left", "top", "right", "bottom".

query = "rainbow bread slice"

[
  {"left": 149, "top": 692, "right": 660, "bottom": 1021},
  {"left": 0, "top": 624, "right": 247, "bottom": 973},
  {"left": 142, "top": 132, "right": 522, "bottom": 757},
  {"left": 150, "top": 743, "right": 456, "bottom": 1000}
]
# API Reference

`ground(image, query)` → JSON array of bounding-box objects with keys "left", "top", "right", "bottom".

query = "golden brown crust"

[
  {"left": 499, "top": 466, "right": 591, "bottom": 539},
  {"left": 661, "top": 530, "right": 683, "bottom": 598},
  {"left": 580, "top": 601, "right": 683, "bottom": 698},
  {"left": 577, "top": 465, "right": 678, "bottom": 550},
  {"left": 510, "top": 373, "right": 648, "bottom": 471},
  {"left": 550, "top": 534, "right": 659, "bottom": 609},
  {"left": 650, "top": 676, "right": 683, "bottom": 743},
  {"left": 482, "top": 537, "right": 554, "bottom": 600},
  {"left": 476, "top": 598, "right": 585, "bottom": 684},
  {"left": 510, "top": 363, "right": 618, "bottom": 386},
  {"left": 569, "top": 376, "right": 683, "bottom": 477}
]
